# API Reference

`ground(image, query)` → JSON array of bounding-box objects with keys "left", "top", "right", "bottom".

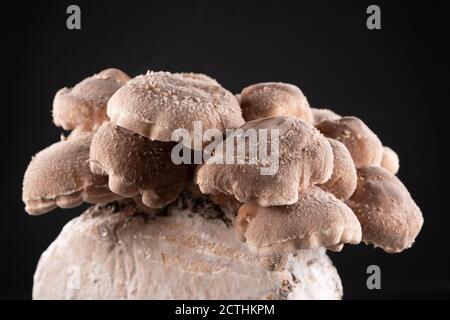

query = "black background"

[{"left": 1, "top": 0, "right": 449, "bottom": 299}]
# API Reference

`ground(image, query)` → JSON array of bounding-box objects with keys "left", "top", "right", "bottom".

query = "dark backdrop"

[{"left": 1, "top": 0, "right": 449, "bottom": 299}]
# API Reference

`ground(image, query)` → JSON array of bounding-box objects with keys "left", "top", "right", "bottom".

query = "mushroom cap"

[
  {"left": 196, "top": 116, "right": 334, "bottom": 206},
  {"left": 89, "top": 121, "right": 192, "bottom": 208},
  {"left": 22, "top": 134, "right": 121, "bottom": 215},
  {"left": 316, "top": 116, "right": 383, "bottom": 168},
  {"left": 381, "top": 146, "right": 400, "bottom": 174},
  {"left": 52, "top": 68, "right": 130, "bottom": 131},
  {"left": 107, "top": 71, "right": 244, "bottom": 149},
  {"left": 311, "top": 107, "right": 341, "bottom": 125},
  {"left": 240, "top": 82, "right": 313, "bottom": 124},
  {"left": 236, "top": 187, "right": 362, "bottom": 256},
  {"left": 319, "top": 138, "right": 357, "bottom": 200},
  {"left": 346, "top": 166, "right": 423, "bottom": 253},
  {"left": 177, "top": 72, "right": 220, "bottom": 86}
]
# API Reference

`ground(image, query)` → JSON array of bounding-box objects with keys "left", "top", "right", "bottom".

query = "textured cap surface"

[
  {"left": 236, "top": 187, "right": 362, "bottom": 256},
  {"left": 346, "top": 166, "right": 423, "bottom": 253},
  {"left": 381, "top": 146, "right": 400, "bottom": 174},
  {"left": 196, "top": 116, "right": 334, "bottom": 206},
  {"left": 177, "top": 72, "right": 220, "bottom": 86},
  {"left": 311, "top": 108, "right": 341, "bottom": 125},
  {"left": 53, "top": 68, "right": 130, "bottom": 131},
  {"left": 22, "top": 134, "right": 121, "bottom": 215},
  {"left": 240, "top": 82, "right": 313, "bottom": 124},
  {"left": 107, "top": 71, "right": 244, "bottom": 149},
  {"left": 316, "top": 116, "right": 383, "bottom": 168},
  {"left": 319, "top": 138, "right": 357, "bottom": 200}
]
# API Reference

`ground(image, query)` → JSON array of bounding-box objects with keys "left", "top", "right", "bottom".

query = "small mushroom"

[
  {"left": 89, "top": 121, "right": 192, "bottom": 208},
  {"left": 196, "top": 116, "right": 334, "bottom": 206},
  {"left": 107, "top": 71, "right": 244, "bottom": 149},
  {"left": 346, "top": 166, "right": 423, "bottom": 253},
  {"left": 22, "top": 134, "right": 121, "bottom": 215},
  {"left": 381, "top": 146, "right": 400, "bottom": 174},
  {"left": 316, "top": 116, "right": 383, "bottom": 168},
  {"left": 53, "top": 68, "right": 130, "bottom": 131},
  {"left": 236, "top": 187, "right": 362, "bottom": 256},
  {"left": 311, "top": 107, "right": 341, "bottom": 125},
  {"left": 319, "top": 138, "right": 357, "bottom": 200},
  {"left": 240, "top": 82, "right": 313, "bottom": 124}
]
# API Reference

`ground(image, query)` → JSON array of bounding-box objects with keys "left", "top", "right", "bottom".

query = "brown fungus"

[
  {"left": 196, "top": 116, "right": 334, "bottom": 207},
  {"left": 177, "top": 72, "right": 220, "bottom": 86},
  {"left": 89, "top": 121, "right": 192, "bottom": 208},
  {"left": 22, "top": 134, "right": 121, "bottom": 215},
  {"left": 52, "top": 68, "right": 130, "bottom": 131},
  {"left": 236, "top": 187, "right": 362, "bottom": 256},
  {"left": 240, "top": 82, "right": 313, "bottom": 124},
  {"left": 319, "top": 138, "right": 357, "bottom": 200},
  {"left": 311, "top": 107, "right": 341, "bottom": 125},
  {"left": 346, "top": 166, "right": 423, "bottom": 253},
  {"left": 381, "top": 146, "right": 400, "bottom": 175},
  {"left": 107, "top": 71, "right": 244, "bottom": 150},
  {"left": 316, "top": 116, "right": 383, "bottom": 168}
]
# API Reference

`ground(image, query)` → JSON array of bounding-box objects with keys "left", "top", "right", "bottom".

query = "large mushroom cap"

[
  {"left": 311, "top": 107, "right": 341, "bottom": 126},
  {"left": 52, "top": 68, "right": 130, "bottom": 131},
  {"left": 346, "top": 166, "right": 423, "bottom": 253},
  {"left": 319, "top": 138, "right": 357, "bottom": 200},
  {"left": 236, "top": 187, "right": 362, "bottom": 256},
  {"left": 89, "top": 121, "right": 192, "bottom": 208},
  {"left": 381, "top": 146, "right": 400, "bottom": 174},
  {"left": 107, "top": 71, "right": 244, "bottom": 149},
  {"left": 196, "top": 116, "right": 334, "bottom": 206},
  {"left": 240, "top": 82, "right": 313, "bottom": 124},
  {"left": 22, "top": 134, "right": 121, "bottom": 215},
  {"left": 316, "top": 116, "right": 383, "bottom": 168}
]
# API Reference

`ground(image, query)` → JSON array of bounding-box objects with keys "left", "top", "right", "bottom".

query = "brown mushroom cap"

[
  {"left": 177, "top": 72, "right": 220, "bottom": 86},
  {"left": 346, "top": 166, "right": 423, "bottom": 253},
  {"left": 319, "top": 138, "right": 357, "bottom": 200},
  {"left": 89, "top": 121, "right": 192, "bottom": 208},
  {"left": 240, "top": 82, "right": 313, "bottom": 124},
  {"left": 22, "top": 134, "right": 121, "bottom": 215},
  {"left": 107, "top": 71, "right": 244, "bottom": 149},
  {"left": 311, "top": 107, "right": 341, "bottom": 125},
  {"left": 53, "top": 68, "right": 130, "bottom": 131},
  {"left": 236, "top": 187, "right": 362, "bottom": 256},
  {"left": 381, "top": 146, "right": 400, "bottom": 174},
  {"left": 316, "top": 116, "right": 383, "bottom": 168},
  {"left": 196, "top": 116, "right": 334, "bottom": 206}
]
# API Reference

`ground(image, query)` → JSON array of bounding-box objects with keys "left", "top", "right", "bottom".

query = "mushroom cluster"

[{"left": 23, "top": 69, "right": 424, "bottom": 299}]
